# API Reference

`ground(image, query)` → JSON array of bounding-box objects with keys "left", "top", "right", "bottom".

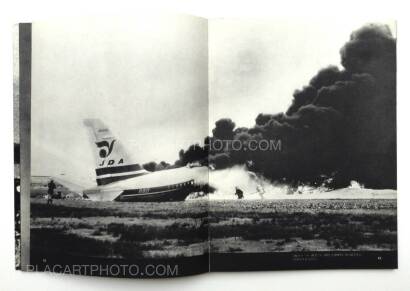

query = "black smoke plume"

[{"left": 177, "top": 24, "right": 396, "bottom": 189}]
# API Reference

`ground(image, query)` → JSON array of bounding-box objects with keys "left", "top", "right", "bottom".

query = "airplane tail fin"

[{"left": 83, "top": 119, "right": 148, "bottom": 186}]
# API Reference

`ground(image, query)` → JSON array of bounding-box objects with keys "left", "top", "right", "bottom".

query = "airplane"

[{"left": 82, "top": 119, "right": 207, "bottom": 202}]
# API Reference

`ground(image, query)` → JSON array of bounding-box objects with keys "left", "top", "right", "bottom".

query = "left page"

[{"left": 16, "top": 15, "right": 210, "bottom": 278}]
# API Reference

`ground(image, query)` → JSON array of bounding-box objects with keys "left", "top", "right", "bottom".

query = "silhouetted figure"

[
  {"left": 47, "top": 179, "right": 56, "bottom": 205},
  {"left": 235, "top": 187, "right": 244, "bottom": 199}
]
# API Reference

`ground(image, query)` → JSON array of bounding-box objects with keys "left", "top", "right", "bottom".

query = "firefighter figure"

[
  {"left": 47, "top": 179, "right": 56, "bottom": 205},
  {"left": 235, "top": 187, "right": 244, "bottom": 199}
]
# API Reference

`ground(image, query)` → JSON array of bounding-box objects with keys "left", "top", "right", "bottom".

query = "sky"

[
  {"left": 30, "top": 16, "right": 394, "bottom": 186},
  {"left": 209, "top": 18, "right": 395, "bottom": 128},
  {"left": 31, "top": 15, "right": 208, "bottom": 185}
]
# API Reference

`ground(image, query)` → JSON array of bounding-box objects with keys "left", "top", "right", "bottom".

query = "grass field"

[
  {"left": 210, "top": 199, "right": 397, "bottom": 253},
  {"left": 30, "top": 197, "right": 397, "bottom": 259},
  {"left": 31, "top": 198, "right": 209, "bottom": 259}
]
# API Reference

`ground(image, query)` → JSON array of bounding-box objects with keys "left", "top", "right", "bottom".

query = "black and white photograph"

[
  {"left": 207, "top": 19, "right": 397, "bottom": 269},
  {"left": 10, "top": 9, "right": 401, "bottom": 282},
  {"left": 24, "top": 15, "right": 211, "bottom": 276}
]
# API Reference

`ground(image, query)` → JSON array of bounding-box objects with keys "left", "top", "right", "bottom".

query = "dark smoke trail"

[{"left": 178, "top": 23, "right": 396, "bottom": 190}]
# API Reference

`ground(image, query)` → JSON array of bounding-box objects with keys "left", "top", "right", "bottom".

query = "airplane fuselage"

[{"left": 83, "top": 166, "right": 207, "bottom": 202}]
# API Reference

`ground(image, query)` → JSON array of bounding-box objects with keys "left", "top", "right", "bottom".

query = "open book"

[{"left": 14, "top": 14, "right": 397, "bottom": 278}]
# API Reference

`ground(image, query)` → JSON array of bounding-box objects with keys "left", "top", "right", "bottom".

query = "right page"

[{"left": 208, "top": 19, "right": 397, "bottom": 270}]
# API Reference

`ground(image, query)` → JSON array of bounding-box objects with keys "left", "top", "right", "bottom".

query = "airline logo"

[
  {"left": 96, "top": 140, "right": 116, "bottom": 158},
  {"left": 96, "top": 139, "right": 125, "bottom": 167}
]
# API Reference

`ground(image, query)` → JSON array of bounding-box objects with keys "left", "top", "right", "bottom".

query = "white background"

[{"left": 1, "top": 0, "right": 410, "bottom": 290}]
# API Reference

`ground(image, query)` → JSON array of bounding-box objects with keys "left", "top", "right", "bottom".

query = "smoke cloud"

[{"left": 178, "top": 24, "right": 396, "bottom": 190}]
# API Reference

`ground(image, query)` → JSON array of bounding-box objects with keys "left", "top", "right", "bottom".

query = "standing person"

[
  {"left": 47, "top": 179, "right": 56, "bottom": 205},
  {"left": 256, "top": 184, "right": 265, "bottom": 199},
  {"left": 235, "top": 187, "right": 244, "bottom": 199}
]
